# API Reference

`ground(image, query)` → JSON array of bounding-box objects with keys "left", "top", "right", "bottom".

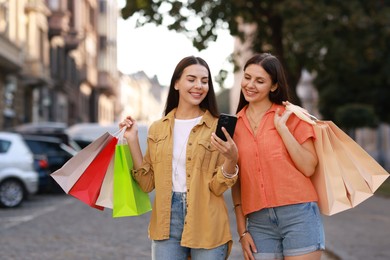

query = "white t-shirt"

[{"left": 172, "top": 116, "right": 202, "bottom": 192}]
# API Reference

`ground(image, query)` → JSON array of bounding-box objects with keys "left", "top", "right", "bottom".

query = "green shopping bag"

[{"left": 113, "top": 143, "right": 152, "bottom": 218}]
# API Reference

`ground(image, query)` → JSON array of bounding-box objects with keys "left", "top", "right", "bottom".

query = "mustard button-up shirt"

[{"left": 132, "top": 109, "right": 237, "bottom": 255}]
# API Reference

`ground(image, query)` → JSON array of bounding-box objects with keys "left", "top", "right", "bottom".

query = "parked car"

[
  {"left": 33, "top": 154, "right": 52, "bottom": 193},
  {"left": 0, "top": 132, "right": 39, "bottom": 208},
  {"left": 22, "top": 135, "right": 78, "bottom": 193},
  {"left": 66, "top": 123, "right": 148, "bottom": 154},
  {"left": 13, "top": 122, "right": 81, "bottom": 152}
]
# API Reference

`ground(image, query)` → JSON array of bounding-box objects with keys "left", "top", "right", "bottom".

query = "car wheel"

[{"left": 0, "top": 179, "right": 25, "bottom": 208}]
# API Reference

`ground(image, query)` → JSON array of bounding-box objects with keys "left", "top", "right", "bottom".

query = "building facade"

[{"left": 0, "top": 0, "right": 124, "bottom": 130}]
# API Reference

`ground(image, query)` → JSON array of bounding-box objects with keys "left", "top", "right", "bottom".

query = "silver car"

[{"left": 0, "top": 132, "right": 39, "bottom": 208}]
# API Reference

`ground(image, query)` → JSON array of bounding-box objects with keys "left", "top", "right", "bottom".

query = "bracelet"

[
  {"left": 222, "top": 164, "right": 239, "bottom": 179},
  {"left": 239, "top": 230, "right": 249, "bottom": 242}
]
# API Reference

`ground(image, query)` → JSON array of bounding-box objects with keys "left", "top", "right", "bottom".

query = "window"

[
  {"left": 0, "top": 139, "right": 11, "bottom": 153},
  {"left": 47, "top": 0, "right": 60, "bottom": 10},
  {"left": 99, "top": 0, "right": 107, "bottom": 13},
  {"left": 0, "top": 0, "right": 9, "bottom": 34}
]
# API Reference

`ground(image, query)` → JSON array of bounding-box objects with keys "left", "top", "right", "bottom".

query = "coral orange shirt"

[{"left": 235, "top": 104, "right": 318, "bottom": 216}]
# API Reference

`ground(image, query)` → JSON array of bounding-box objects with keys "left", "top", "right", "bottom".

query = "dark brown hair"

[
  {"left": 164, "top": 56, "right": 219, "bottom": 117},
  {"left": 236, "top": 53, "right": 290, "bottom": 113}
]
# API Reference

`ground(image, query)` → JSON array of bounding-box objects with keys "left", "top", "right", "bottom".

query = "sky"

[{"left": 116, "top": 1, "right": 235, "bottom": 90}]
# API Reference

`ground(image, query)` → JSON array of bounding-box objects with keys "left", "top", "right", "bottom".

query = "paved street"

[{"left": 0, "top": 191, "right": 388, "bottom": 259}]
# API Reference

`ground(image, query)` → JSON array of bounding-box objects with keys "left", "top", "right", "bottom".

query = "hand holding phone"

[{"left": 216, "top": 113, "right": 237, "bottom": 141}]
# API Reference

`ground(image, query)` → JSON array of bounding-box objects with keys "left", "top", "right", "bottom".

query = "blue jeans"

[
  {"left": 151, "top": 192, "right": 228, "bottom": 260},
  {"left": 248, "top": 202, "right": 325, "bottom": 260}
]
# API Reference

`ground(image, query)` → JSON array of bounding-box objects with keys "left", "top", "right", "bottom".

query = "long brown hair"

[
  {"left": 236, "top": 53, "right": 290, "bottom": 114},
  {"left": 164, "top": 56, "right": 219, "bottom": 117}
]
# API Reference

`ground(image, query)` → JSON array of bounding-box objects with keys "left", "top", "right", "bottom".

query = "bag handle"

[
  {"left": 117, "top": 126, "right": 127, "bottom": 145},
  {"left": 285, "top": 102, "right": 318, "bottom": 125}
]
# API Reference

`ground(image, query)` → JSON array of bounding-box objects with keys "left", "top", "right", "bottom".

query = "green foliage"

[
  {"left": 334, "top": 104, "right": 378, "bottom": 129},
  {"left": 121, "top": 0, "right": 390, "bottom": 126}
]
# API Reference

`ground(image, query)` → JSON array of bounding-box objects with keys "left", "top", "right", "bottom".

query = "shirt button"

[
  {"left": 187, "top": 174, "right": 190, "bottom": 177},
  {"left": 187, "top": 189, "right": 190, "bottom": 192},
  {"left": 187, "top": 157, "right": 191, "bottom": 161},
  {"left": 189, "top": 142, "right": 192, "bottom": 146}
]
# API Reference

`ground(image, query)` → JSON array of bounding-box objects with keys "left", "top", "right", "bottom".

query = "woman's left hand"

[
  {"left": 274, "top": 103, "right": 293, "bottom": 133},
  {"left": 211, "top": 127, "right": 238, "bottom": 163}
]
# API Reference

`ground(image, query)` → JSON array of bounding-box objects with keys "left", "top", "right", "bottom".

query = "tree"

[{"left": 121, "top": 0, "right": 390, "bottom": 125}]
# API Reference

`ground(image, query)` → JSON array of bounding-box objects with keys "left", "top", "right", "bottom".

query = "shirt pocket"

[
  {"left": 197, "top": 139, "right": 218, "bottom": 172},
  {"left": 264, "top": 128, "right": 287, "bottom": 159},
  {"left": 148, "top": 134, "right": 167, "bottom": 163}
]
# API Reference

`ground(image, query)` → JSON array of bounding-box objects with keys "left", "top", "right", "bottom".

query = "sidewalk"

[
  {"left": 225, "top": 192, "right": 389, "bottom": 260},
  {"left": 322, "top": 195, "right": 390, "bottom": 260}
]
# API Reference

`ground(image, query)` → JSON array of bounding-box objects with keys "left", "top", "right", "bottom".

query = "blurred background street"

[
  {"left": 0, "top": 1, "right": 389, "bottom": 259},
  {"left": 1, "top": 191, "right": 389, "bottom": 260}
]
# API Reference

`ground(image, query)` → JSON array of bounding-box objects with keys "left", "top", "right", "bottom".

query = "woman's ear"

[{"left": 271, "top": 83, "right": 278, "bottom": 93}]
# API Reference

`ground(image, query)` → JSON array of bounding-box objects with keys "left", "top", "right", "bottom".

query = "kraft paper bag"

[
  {"left": 51, "top": 132, "right": 114, "bottom": 193},
  {"left": 68, "top": 137, "right": 118, "bottom": 210},
  {"left": 286, "top": 103, "right": 389, "bottom": 216},
  {"left": 113, "top": 142, "right": 152, "bottom": 218},
  {"left": 327, "top": 122, "right": 389, "bottom": 193},
  {"left": 311, "top": 122, "right": 352, "bottom": 215}
]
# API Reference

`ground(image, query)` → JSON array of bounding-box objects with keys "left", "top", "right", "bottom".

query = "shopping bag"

[
  {"left": 68, "top": 136, "right": 118, "bottom": 210},
  {"left": 112, "top": 136, "right": 152, "bottom": 218},
  {"left": 286, "top": 103, "right": 389, "bottom": 216},
  {"left": 51, "top": 133, "right": 115, "bottom": 193},
  {"left": 95, "top": 158, "right": 115, "bottom": 209}
]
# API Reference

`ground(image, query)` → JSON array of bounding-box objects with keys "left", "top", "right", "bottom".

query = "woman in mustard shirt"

[
  {"left": 119, "top": 56, "right": 239, "bottom": 260},
  {"left": 232, "top": 53, "right": 325, "bottom": 260}
]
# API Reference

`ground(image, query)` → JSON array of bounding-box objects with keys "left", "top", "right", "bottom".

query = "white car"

[
  {"left": 0, "top": 132, "right": 39, "bottom": 208},
  {"left": 66, "top": 122, "right": 149, "bottom": 155}
]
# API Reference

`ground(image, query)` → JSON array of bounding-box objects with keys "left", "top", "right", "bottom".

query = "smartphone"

[{"left": 216, "top": 113, "right": 237, "bottom": 141}]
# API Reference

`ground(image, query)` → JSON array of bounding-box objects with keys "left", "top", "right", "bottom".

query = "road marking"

[{"left": 0, "top": 199, "right": 75, "bottom": 231}]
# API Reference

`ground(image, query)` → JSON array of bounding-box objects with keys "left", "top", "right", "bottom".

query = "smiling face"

[
  {"left": 241, "top": 64, "right": 278, "bottom": 105},
  {"left": 175, "top": 64, "right": 209, "bottom": 108}
]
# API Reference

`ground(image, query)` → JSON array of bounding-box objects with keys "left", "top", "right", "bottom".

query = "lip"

[
  {"left": 190, "top": 91, "right": 203, "bottom": 98},
  {"left": 243, "top": 88, "right": 257, "bottom": 96}
]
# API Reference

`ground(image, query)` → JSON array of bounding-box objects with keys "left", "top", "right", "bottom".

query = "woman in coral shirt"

[{"left": 232, "top": 53, "right": 325, "bottom": 260}]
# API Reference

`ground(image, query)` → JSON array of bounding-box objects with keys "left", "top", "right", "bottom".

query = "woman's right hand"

[
  {"left": 240, "top": 232, "right": 257, "bottom": 260},
  {"left": 119, "top": 116, "right": 138, "bottom": 141}
]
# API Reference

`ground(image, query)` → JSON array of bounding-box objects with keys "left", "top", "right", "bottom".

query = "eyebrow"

[
  {"left": 186, "top": 74, "right": 209, "bottom": 80},
  {"left": 244, "top": 73, "right": 265, "bottom": 80}
]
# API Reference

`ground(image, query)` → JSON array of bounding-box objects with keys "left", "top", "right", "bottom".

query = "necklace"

[{"left": 247, "top": 104, "right": 272, "bottom": 133}]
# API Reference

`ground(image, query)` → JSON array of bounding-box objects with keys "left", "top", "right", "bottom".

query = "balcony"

[
  {"left": 48, "top": 10, "right": 70, "bottom": 38},
  {"left": 22, "top": 58, "right": 51, "bottom": 85},
  {"left": 0, "top": 35, "right": 23, "bottom": 71},
  {"left": 97, "top": 71, "right": 117, "bottom": 95}
]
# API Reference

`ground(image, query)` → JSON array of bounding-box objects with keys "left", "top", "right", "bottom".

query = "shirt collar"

[
  {"left": 163, "top": 108, "right": 215, "bottom": 129},
  {"left": 237, "top": 103, "right": 280, "bottom": 119}
]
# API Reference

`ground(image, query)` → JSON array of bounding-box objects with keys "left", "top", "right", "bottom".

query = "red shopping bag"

[
  {"left": 51, "top": 133, "right": 115, "bottom": 193},
  {"left": 68, "top": 137, "right": 118, "bottom": 210}
]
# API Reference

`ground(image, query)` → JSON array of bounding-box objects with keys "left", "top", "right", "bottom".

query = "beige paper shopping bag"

[
  {"left": 311, "top": 122, "right": 352, "bottom": 215},
  {"left": 51, "top": 132, "right": 115, "bottom": 193},
  {"left": 286, "top": 103, "right": 389, "bottom": 216}
]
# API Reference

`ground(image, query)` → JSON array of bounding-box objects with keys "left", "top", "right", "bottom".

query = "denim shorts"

[
  {"left": 151, "top": 192, "right": 228, "bottom": 260},
  {"left": 247, "top": 202, "right": 325, "bottom": 260}
]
